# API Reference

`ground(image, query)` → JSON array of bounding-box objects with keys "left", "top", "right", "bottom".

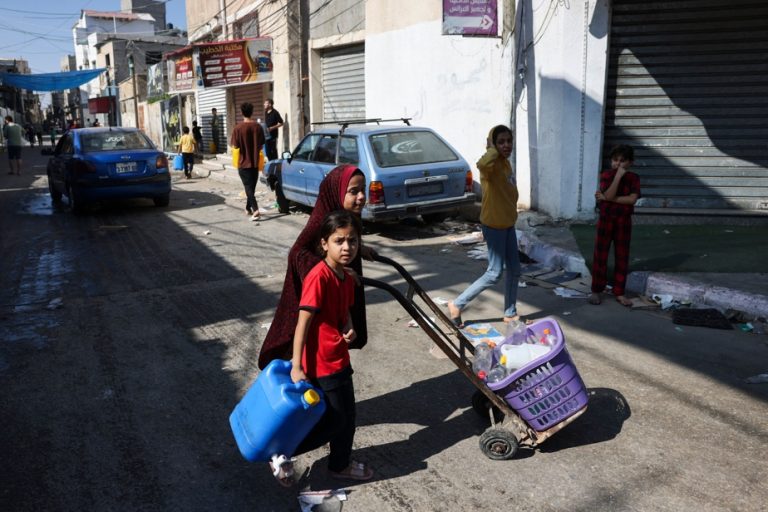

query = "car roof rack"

[{"left": 312, "top": 117, "right": 412, "bottom": 134}]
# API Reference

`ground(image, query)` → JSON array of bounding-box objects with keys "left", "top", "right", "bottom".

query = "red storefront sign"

[
  {"left": 197, "top": 38, "right": 273, "bottom": 88},
  {"left": 166, "top": 48, "right": 195, "bottom": 92},
  {"left": 88, "top": 96, "right": 114, "bottom": 114}
]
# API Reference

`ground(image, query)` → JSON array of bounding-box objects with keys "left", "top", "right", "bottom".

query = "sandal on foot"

[
  {"left": 447, "top": 302, "right": 464, "bottom": 329},
  {"left": 269, "top": 454, "right": 296, "bottom": 488},
  {"left": 329, "top": 461, "right": 374, "bottom": 481},
  {"left": 251, "top": 212, "right": 261, "bottom": 221},
  {"left": 588, "top": 293, "right": 601, "bottom": 305},
  {"left": 616, "top": 295, "right": 632, "bottom": 307}
]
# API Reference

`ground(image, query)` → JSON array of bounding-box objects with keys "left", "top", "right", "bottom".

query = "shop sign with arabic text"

[
  {"left": 197, "top": 38, "right": 273, "bottom": 88},
  {"left": 443, "top": 0, "right": 498, "bottom": 36}
]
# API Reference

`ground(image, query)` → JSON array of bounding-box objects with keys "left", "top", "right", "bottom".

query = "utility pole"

[{"left": 128, "top": 52, "right": 139, "bottom": 128}]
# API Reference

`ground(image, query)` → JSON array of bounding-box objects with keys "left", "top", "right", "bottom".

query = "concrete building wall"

[
  {"left": 514, "top": 0, "right": 610, "bottom": 220},
  {"left": 309, "top": 0, "right": 365, "bottom": 38},
  {"left": 363, "top": 1, "right": 514, "bottom": 187}
]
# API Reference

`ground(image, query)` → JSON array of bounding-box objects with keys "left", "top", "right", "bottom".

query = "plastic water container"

[
  {"left": 229, "top": 359, "right": 326, "bottom": 462},
  {"left": 173, "top": 154, "right": 184, "bottom": 170}
]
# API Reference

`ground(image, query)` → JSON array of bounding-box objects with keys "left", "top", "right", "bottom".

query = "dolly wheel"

[
  {"left": 471, "top": 390, "right": 504, "bottom": 423},
  {"left": 479, "top": 428, "right": 519, "bottom": 460}
]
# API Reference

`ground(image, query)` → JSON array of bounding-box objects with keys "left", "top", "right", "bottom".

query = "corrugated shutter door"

[
  {"left": 233, "top": 84, "right": 266, "bottom": 124},
  {"left": 604, "top": 0, "right": 768, "bottom": 211},
  {"left": 321, "top": 45, "right": 365, "bottom": 122},
  {"left": 197, "top": 88, "right": 227, "bottom": 151}
]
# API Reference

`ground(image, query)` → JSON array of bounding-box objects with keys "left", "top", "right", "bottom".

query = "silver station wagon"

[{"left": 263, "top": 119, "right": 476, "bottom": 222}]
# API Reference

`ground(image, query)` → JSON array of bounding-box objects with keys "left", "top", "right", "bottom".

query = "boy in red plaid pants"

[{"left": 589, "top": 145, "right": 641, "bottom": 307}]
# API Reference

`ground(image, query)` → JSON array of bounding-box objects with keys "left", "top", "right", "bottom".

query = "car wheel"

[
  {"left": 421, "top": 212, "right": 449, "bottom": 224},
  {"left": 48, "top": 173, "right": 62, "bottom": 203},
  {"left": 67, "top": 183, "right": 87, "bottom": 214},
  {"left": 153, "top": 194, "right": 170, "bottom": 207},
  {"left": 275, "top": 177, "right": 290, "bottom": 214}
]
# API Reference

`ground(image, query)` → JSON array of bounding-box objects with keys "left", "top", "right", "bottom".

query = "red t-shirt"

[
  {"left": 299, "top": 261, "right": 355, "bottom": 378},
  {"left": 598, "top": 168, "right": 641, "bottom": 217}
]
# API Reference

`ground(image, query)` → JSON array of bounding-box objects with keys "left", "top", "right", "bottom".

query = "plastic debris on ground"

[
  {"left": 448, "top": 231, "right": 484, "bottom": 245},
  {"left": 467, "top": 247, "right": 488, "bottom": 260},
  {"left": 745, "top": 373, "right": 768, "bottom": 384},
  {"left": 260, "top": 322, "right": 271, "bottom": 330},
  {"left": 518, "top": 281, "right": 527, "bottom": 288},
  {"left": 297, "top": 489, "right": 348, "bottom": 512},
  {"left": 203, "top": 230, "right": 211, "bottom": 235},
  {"left": 553, "top": 287, "right": 589, "bottom": 299},
  {"left": 408, "top": 317, "right": 435, "bottom": 328},
  {"left": 431, "top": 296, "right": 449, "bottom": 306}
]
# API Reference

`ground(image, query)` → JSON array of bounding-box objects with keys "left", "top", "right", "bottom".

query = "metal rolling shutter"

[
  {"left": 197, "top": 88, "right": 227, "bottom": 151},
  {"left": 233, "top": 83, "right": 266, "bottom": 124},
  {"left": 321, "top": 45, "right": 365, "bottom": 122},
  {"left": 604, "top": 0, "right": 768, "bottom": 211}
]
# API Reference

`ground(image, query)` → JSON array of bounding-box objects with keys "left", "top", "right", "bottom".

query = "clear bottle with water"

[
  {"left": 472, "top": 342, "right": 493, "bottom": 377},
  {"left": 486, "top": 362, "right": 508, "bottom": 384},
  {"left": 504, "top": 320, "right": 528, "bottom": 345}
]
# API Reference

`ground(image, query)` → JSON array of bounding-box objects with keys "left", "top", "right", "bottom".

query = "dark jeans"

[
  {"left": 265, "top": 138, "right": 278, "bottom": 161},
  {"left": 238, "top": 168, "right": 259, "bottom": 212},
  {"left": 182, "top": 153, "right": 195, "bottom": 177},
  {"left": 294, "top": 366, "right": 356, "bottom": 472}
]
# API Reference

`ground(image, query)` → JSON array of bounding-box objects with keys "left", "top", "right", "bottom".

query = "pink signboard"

[
  {"left": 443, "top": 0, "right": 498, "bottom": 36},
  {"left": 197, "top": 38, "right": 273, "bottom": 88}
]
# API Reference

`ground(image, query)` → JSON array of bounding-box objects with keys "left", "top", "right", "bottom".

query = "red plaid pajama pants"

[{"left": 591, "top": 214, "right": 632, "bottom": 296}]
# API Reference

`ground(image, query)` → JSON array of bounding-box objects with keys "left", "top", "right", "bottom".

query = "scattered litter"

[
  {"left": 408, "top": 317, "right": 435, "bottom": 328},
  {"left": 432, "top": 297, "right": 449, "bottom": 306},
  {"left": 553, "top": 287, "right": 589, "bottom": 299},
  {"left": 652, "top": 294, "right": 677, "bottom": 310},
  {"left": 562, "top": 311, "right": 572, "bottom": 316},
  {"left": 675, "top": 326, "right": 684, "bottom": 332},
  {"left": 298, "top": 489, "right": 348, "bottom": 512},
  {"left": 745, "top": 373, "right": 768, "bottom": 384},
  {"left": 663, "top": 229, "right": 671, "bottom": 234},
  {"left": 518, "top": 281, "right": 527, "bottom": 288},
  {"left": 203, "top": 230, "right": 211, "bottom": 235},
  {"left": 440, "top": 248, "right": 451, "bottom": 253},
  {"left": 46, "top": 297, "right": 64, "bottom": 310},
  {"left": 449, "top": 231, "right": 484, "bottom": 245},
  {"left": 725, "top": 229, "right": 734, "bottom": 233},
  {"left": 737, "top": 323, "right": 753, "bottom": 332},
  {"left": 467, "top": 247, "right": 488, "bottom": 260},
  {"left": 260, "top": 322, "right": 271, "bottom": 330}
]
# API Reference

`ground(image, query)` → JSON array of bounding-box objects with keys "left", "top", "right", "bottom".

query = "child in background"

[
  {"left": 191, "top": 120, "right": 203, "bottom": 158},
  {"left": 589, "top": 144, "right": 641, "bottom": 307},
  {"left": 447, "top": 124, "right": 521, "bottom": 327},
  {"left": 176, "top": 126, "right": 196, "bottom": 179},
  {"left": 270, "top": 210, "right": 374, "bottom": 487}
]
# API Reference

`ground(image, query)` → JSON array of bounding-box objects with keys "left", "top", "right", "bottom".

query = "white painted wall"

[
  {"left": 514, "top": 0, "right": 610, "bottom": 220},
  {"left": 365, "top": 20, "right": 514, "bottom": 190}
]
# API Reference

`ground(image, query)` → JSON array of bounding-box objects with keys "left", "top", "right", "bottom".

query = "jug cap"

[{"left": 303, "top": 389, "right": 321, "bottom": 406}]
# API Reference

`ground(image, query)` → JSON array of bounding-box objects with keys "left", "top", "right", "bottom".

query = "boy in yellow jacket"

[{"left": 177, "top": 126, "right": 197, "bottom": 179}]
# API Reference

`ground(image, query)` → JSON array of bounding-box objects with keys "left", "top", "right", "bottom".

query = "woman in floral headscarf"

[{"left": 258, "top": 164, "right": 371, "bottom": 369}]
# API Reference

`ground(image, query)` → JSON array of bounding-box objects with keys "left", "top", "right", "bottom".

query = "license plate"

[
  {"left": 115, "top": 162, "right": 137, "bottom": 174},
  {"left": 408, "top": 182, "right": 443, "bottom": 197}
]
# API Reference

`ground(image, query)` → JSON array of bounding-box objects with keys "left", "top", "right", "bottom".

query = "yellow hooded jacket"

[{"left": 477, "top": 127, "right": 519, "bottom": 229}]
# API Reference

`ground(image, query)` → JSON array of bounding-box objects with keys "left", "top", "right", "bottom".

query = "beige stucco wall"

[{"left": 365, "top": 0, "right": 439, "bottom": 35}]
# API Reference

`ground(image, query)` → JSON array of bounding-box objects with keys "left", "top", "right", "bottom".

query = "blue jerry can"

[
  {"left": 229, "top": 359, "right": 326, "bottom": 462},
  {"left": 173, "top": 154, "right": 184, "bottom": 170}
]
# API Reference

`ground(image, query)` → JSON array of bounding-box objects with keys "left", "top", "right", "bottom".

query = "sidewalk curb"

[{"left": 518, "top": 230, "right": 768, "bottom": 318}]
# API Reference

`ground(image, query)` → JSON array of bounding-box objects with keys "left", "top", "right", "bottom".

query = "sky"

[{"left": 0, "top": 0, "right": 187, "bottom": 74}]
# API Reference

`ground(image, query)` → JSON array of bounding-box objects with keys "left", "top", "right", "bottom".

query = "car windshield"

[
  {"left": 369, "top": 130, "right": 459, "bottom": 168},
  {"left": 81, "top": 131, "right": 153, "bottom": 152}
]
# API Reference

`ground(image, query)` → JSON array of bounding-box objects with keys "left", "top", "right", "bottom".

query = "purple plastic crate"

[{"left": 487, "top": 317, "right": 588, "bottom": 430}]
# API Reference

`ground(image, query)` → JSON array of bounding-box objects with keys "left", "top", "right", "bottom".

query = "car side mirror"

[{"left": 282, "top": 150, "right": 292, "bottom": 163}]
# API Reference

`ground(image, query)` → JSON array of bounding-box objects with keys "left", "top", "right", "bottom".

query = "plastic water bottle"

[
  {"left": 540, "top": 328, "right": 557, "bottom": 347},
  {"left": 505, "top": 320, "right": 529, "bottom": 346},
  {"left": 486, "top": 363, "right": 507, "bottom": 384},
  {"left": 472, "top": 342, "right": 493, "bottom": 376},
  {"left": 525, "top": 328, "right": 539, "bottom": 345}
]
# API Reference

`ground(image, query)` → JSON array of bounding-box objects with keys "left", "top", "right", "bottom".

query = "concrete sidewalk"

[
  {"left": 199, "top": 154, "right": 768, "bottom": 319},
  {"left": 515, "top": 212, "right": 768, "bottom": 319}
]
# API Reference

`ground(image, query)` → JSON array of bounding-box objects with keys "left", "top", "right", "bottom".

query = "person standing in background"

[
  {"left": 263, "top": 99, "right": 283, "bottom": 161},
  {"left": 230, "top": 102, "right": 265, "bottom": 221},
  {"left": 3, "top": 116, "right": 23, "bottom": 175},
  {"left": 192, "top": 120, "right": 203, "bottom": 158},
  {"left": 210, "top": 108, "right": 220, "bottom": 153}
]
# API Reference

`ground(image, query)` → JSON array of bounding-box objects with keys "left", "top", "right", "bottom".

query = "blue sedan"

[
  {"left": 47, "top": 127, "right": 171, "bottom": 213},
  {"left": 262, "top": 122, "right": 476, "bottom": 223}
]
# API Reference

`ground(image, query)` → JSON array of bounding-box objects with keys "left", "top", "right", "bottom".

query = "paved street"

[{"left": 1, "top": 150, "right": 767, "bottom": 512}]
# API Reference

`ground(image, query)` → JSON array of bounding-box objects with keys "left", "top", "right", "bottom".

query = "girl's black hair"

[
  {"left": 609, "top": 144, "right": 634, "bottom": 162},
  {"left": 317, "top": 210, "right": 362, "bottom": 255},
  {"left": 491, "top": 124, "right": 513, "bottom": 145}
]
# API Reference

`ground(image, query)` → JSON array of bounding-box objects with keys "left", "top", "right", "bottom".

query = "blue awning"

[{"left": 0, "top": 68, "right": 107, "bottom": 91}]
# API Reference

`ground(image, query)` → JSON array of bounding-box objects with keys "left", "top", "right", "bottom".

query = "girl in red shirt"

[{"left": 273, "top": 210, "right": 374, "bottom": 486}]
